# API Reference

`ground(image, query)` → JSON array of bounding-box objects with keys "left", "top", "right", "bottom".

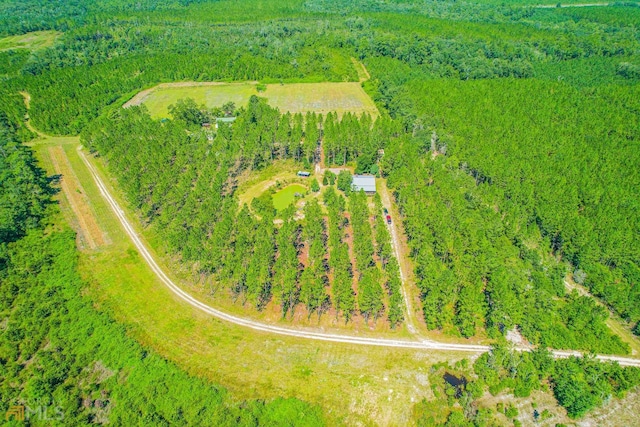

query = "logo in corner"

[{"left": 5, "top": 405, "right": 25, "bottom": 421}]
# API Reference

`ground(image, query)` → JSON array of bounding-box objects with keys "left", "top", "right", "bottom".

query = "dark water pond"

[{"left": 443, "top": 372, "right": 467, "bottom": 397}]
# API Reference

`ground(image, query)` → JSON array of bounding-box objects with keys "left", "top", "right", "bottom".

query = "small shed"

[
  {"left": 297, "top": 171, "right": 311, "bottom": 177},
  {"left": 352, "top": 175, "right": 376, "bottom": 194}
]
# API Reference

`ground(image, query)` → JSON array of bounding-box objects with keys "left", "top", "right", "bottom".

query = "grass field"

[
  {"left": 127, "top": 81, "right": 379, "bottom": 119},
  {"left": 272, "top": 184, "right": 307, "bottom": 210},
  {"left": 0, "top": 30, "right": 60, "bottom": 51}
]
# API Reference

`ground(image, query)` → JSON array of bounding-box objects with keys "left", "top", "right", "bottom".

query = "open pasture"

[
  {"left": 0, "top": 30, "right": 60, "bottom": 51},
  {"left": 128, "top": 81, "right": 379, "bottom": 118}
]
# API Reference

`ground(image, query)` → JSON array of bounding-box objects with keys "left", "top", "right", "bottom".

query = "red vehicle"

[{"left": 386, "top": 214, "right": 392, "bottom": 224}]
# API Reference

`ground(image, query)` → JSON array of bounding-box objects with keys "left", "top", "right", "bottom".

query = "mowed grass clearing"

[
  {"left": 32, "top": 138, "right": 124, "bottom": 250},
  {"left": 128, "top": 81, "right": 379, "bottom": 119},
  {"left": 0, "top": 30, "right": 61, "bottom": 51},
  {"left": 272, "top": 184, "right": 306, "bottom": 210}
]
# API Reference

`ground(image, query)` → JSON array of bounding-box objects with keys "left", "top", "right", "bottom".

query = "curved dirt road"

[{"left": 78, "top": 147, "right": 640, "bottom": 367}]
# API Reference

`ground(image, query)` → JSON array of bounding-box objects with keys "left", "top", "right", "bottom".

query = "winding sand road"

[{"left": 77, "top": 146, "right": 640, "bottom": 367}]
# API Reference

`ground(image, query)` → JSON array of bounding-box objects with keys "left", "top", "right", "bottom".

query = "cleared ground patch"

[
  {"left": 129, "top": 82, "right": 258, "bottom": 116},
  {"left": 272, "top": 184, "right": 307, "bottom": 210},
  {"left": 263, "top": 82, "right": 378, "bottom": 117},
  {"left": 126, "top": 81, "right": 379, "bottom": 119},
  {"left": 47, "top": 145, "right": 109, "bottom": 250},
  {"left": 0, "top": 30, "right": 60, "bottom": 51},
  {"left": 235, "top": 160, "right": 301, "bottom": 208}
]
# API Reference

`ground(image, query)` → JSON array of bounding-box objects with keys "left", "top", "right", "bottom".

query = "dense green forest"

[
  {"left": 80, "top": 93, "right": 631, "bottom": 354},
  {"left": 394, "top": 79, "right": 640, "bottom": 329},
  {"left": 0, "top": 117, "right": 322, "bottom": 424},
  {"left": 81, "top": 99, "right": 403, "bottom": 325},
  {"left": 2, "top": 0, "right": 640, "bottom": 424},
  {"left": 382, "top": 136, "right": 631, "bottom": 353}
]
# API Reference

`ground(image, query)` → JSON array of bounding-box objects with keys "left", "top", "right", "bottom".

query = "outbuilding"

[
  {"left": 351, "top": 175, "right": 376, "bottom": 194},
  {"left": 297, "top": 171, "right": 311, "bottom": 177}
]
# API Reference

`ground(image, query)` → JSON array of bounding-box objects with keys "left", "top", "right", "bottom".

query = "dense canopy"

[{"left": 1, "top": 0, "right": 639, "bottom": 424}]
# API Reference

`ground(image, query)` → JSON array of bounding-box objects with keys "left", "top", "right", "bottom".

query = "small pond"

[{"left": 443, "top": 372, "right": 467, "bottom": 398}]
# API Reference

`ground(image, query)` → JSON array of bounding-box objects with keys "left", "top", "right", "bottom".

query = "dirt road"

[
  {"left": 77, "top": 146, "right": 640, "bottom": 366},
  {"left": 377, "top": 180, "right": 421, "bottom": 335}
]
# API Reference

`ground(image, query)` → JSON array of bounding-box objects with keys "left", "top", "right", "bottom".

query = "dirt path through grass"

[
  {"left": 20, "top": 91, "right": 50, "bottom": 139},
  {"left": 377, "top": 179, "right": 423, "bottom": 336},
  {"left": 351, "top": 57, "right": 371, "bottom": 83}
]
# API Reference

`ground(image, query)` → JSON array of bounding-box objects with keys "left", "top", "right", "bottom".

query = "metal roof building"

[{"left": 351, "top": 175, "right": 376, "bottom": 193}]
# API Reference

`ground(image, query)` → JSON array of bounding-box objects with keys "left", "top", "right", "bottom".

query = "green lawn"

[
  {"left": 0, "top": 30, "right": 60, "bottom": 51},
  {"left": 272, "top": 184, "right": 307, "bottom": 210},
  {"left": 142, "top": 83, "right": 258, "bottom": 118},
  {"left": 131, "top": 81, "right": 379, "bottom": 119}
]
